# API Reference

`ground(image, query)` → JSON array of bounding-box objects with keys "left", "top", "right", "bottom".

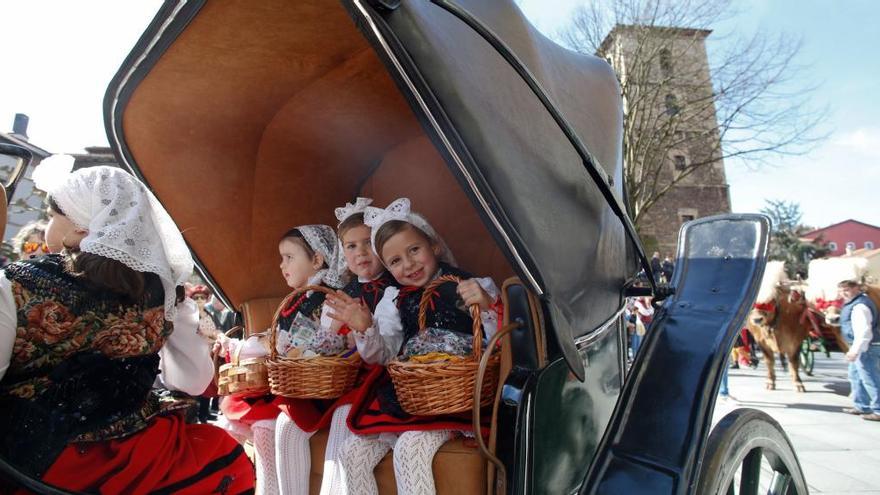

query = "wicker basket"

[
  {"left": 387, "top": 275, "right": 500, "bottom": 416},
  {"left": 216, "top": 327, "right": 270, "bottom": 397},
  {"left": 265, "top": 286, "right": 361, "bottom": 399}
]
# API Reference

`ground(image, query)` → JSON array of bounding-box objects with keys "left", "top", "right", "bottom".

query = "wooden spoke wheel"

[
  {"left": 799, "top": 339, "right": 815, "bottom": 377},
  {"left": 697, "top": 409, "right": 808, "bottom": 495}
]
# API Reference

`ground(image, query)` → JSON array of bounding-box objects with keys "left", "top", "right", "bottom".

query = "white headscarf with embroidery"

[
  {"left": 363, "top": 197, "right": 456, "bottom": 267},
  {"left": 295, "top": 224, "right": 346, "bottom": 289},
  {"left": 33, "top": 157, "right": 193, "bottom": 320}
]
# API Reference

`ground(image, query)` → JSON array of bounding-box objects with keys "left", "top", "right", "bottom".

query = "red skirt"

[
  {"left": 10, "top": 415, "right": 254, "bottom": 495},
  {"left": 220, "top": 394, "right": 287, "bottom": 423},
  {"left": 275, "top": 364, "right": 377, "bottom": 432},
  {"left": 347, "top": 366, "right": 489, "bottom": 436}
]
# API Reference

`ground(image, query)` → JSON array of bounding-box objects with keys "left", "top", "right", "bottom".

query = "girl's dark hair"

[
  {"left": 373, "top": 220, "right": 433, "bottom": 262},
  {"left": 337, "top": 213, "right": 365, "bottom": 240},
  {"left": 280, "top": 228, "right": 328, "bottom": 268},
  {"left": 48, "top": 196, "right": 185, "bottom": 305}
]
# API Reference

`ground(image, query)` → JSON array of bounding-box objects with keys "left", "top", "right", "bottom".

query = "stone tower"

[{"left": 599, "top": 25, "right": 731, "bottom": 256}]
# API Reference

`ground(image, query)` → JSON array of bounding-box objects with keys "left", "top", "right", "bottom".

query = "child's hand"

[
  {"left": 458, "top": 279, "right": 493, "bottom": 310},
  {"left": 325, "top": 291, "right": 373, "bottom": 333},
  {"left": 213, "top": 332, "right": 232, "bottom": 356}
]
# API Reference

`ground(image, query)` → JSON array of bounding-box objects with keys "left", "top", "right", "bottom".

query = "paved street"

[{"left": 712, "top": 353, "right": 880, "bottom": 494}]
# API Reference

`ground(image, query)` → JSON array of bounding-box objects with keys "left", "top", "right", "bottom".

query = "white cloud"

[{"left": 831, "top": 127, "right": 880, "bottom": 157}]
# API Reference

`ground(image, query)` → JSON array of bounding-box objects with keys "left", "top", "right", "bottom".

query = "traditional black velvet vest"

[
  {"left": 342, "top": 270, "right": 398, "bottom": 313},
  {"left": 394, "top": 263, "right": 477, "bottom": 349},
  {"left": 0, "top": 255, "right": 176, "bottom": 476},
  {"left": 276, "top": 286, "right": 329, "bottom": 332}
]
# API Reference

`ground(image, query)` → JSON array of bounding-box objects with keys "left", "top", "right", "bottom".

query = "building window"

[
  {"left": 846, "top": 242, "right": 856, "bottom": 252},
  {"left": 665, "top": 94, "right": 679, "bottom": 116},
  {"left": 828, "top": 241, "right": 837, "bottom": 251},
  {"left": 866, "top": 241, "right": 875, "bottom": 250},
  {"left": 659, "top": 48, "right": 673, "bottom": 77},
  {"left": 673, "top": 154, "right": 687, "bottom": 171},
  {"left": 678, "top": 208, "right": 698, "bottom": 225}
]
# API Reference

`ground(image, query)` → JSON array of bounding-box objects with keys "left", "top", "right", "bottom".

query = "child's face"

[
  {"left": 279, "top": 238, "right": 322, "bottom": 289},
  {"left": 341, "top": 225, "right": 383, "bottom": 280},
  {"left": 381, "top": 226, "right": 440, "bottom": 288}
]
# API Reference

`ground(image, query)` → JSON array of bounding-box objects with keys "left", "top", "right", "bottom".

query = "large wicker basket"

[
  {"left": 216, "top": 327, "right": 270, "bottom": 397},
  {"left": 387, "top": 275, "right": 500, "bottom": 416},
  {"left": 265, "top": 286, "right": 361, "bottom": 399}
]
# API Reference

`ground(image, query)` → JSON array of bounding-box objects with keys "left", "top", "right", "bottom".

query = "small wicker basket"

[
  {"left": 265, "top": 286, "right": 361, "bottom": 399},
  {"left": 387, "top": 275, "right": 500, "bottom": 416},
  {"left": 216, "top": 327, "right": 270, "bottom": 397}
]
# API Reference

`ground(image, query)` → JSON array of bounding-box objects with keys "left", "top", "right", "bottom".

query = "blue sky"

[
  {"left": 1, "top": 1, "right": 877, "bottom": 229},
  {"left": 519, "top": 0, "right": 880, "bottom": 229}
]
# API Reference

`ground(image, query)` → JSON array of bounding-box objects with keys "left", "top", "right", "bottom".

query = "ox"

[{"left": 747, "top": 261, "right": 809, "bottom": 392}]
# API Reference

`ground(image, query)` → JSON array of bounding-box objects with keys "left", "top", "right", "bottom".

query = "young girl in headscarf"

[
  {"left": 270, "top": 198, "right": 400, "bottom": 495},
  {"left": 0, "top": 162, "right": 254, "bottom": 493},
  {"left": 217, "top": 224, "right": 346, "bottom": 495},
  {"left": 326, "top": 197, "right": 500, "bottom": 495}
]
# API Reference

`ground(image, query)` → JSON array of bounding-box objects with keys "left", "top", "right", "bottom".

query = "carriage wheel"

[
  {"left": 800, "top": 340, "right": 815, "bottom": 377},
  {"left": 697, "top": 409, "right": 808, "bottom": 495}
]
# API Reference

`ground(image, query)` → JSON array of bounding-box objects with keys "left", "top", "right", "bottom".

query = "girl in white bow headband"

[{"left": 328, "top": 197, "right": 502, "bottom": 495}]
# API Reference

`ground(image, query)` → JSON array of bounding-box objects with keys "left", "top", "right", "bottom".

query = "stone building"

[
  {"left": 599, "top": 25, "right": 731, "bottom": 256},
  {"left": 0, "top": 114, "right": 51, "bottom": 261}
]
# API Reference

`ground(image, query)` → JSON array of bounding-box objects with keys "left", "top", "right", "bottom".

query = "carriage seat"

[
  {"left": 239, "top": 296, "right": 493, "bottom": 494},
  {"left": 307, "top": 429, "right": 486, "bottom": 495},
  {"left": 240, "top": 296, "right": 287, "bottom": 337}
]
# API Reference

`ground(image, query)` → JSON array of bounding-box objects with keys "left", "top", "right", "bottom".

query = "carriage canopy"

[{"left": 105, "top": 0, "right": 636, "bottom": 376}]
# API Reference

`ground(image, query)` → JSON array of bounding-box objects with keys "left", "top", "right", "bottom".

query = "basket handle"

[
  {"left": 268, "top": 285, "right": 334, "bottom": 359},
  {"left": 417, "top": 274, "right": 483, "bottom": 360},
  {"left": 472, "top": 321, "right": 519, "bottom": 493},
  {"left": 212, "top": 325, "right": 245, "bottom": 387}
]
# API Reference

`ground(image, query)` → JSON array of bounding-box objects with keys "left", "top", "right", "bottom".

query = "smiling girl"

[{"left": 327, "top": 197, "right": 500, "bottom": 495}]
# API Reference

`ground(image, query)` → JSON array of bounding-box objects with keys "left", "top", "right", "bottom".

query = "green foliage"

[{"left": 760, "top": 199, "right": 828, "bottom": 278}]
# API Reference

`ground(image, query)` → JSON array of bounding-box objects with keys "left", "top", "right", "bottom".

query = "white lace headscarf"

[
  {"left": 32, "top": 158, "right": 193, "bottom": 320},
  {"left": 363, "top": 197, "right": 456, "bottom": 267},
  {"left": 294, "top": 225, "right": 345, "bottom": 289}
]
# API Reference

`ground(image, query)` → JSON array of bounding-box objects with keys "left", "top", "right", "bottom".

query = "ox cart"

[{"left": 1, "top": 1, "right": 808, "bottom": 493}]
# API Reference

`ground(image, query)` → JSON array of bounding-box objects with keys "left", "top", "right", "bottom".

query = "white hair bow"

[
  {"left": 363, "top": 197, "right": 411, "bottom": 230},
  {"left": 334, "top": 197, "right": 373, "bottom": 226},
  {"left": 364, "top": 198, "right": 456, "bottom": 267}
]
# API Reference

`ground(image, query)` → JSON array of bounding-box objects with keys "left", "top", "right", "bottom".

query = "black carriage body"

[{"left": 93, "top": 1, "right": 777, "bottom": 494}]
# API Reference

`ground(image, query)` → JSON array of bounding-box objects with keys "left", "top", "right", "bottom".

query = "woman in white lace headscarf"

[{"left": 0, "top": 159, "right": 255, "bottom": 493}]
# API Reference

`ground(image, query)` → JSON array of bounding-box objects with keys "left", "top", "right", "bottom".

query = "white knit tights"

[
  {"left": 253, "top": 418, "right": 279, "bottom": 495},
  {"left": 340, "top": 435, "right": 391, "bottom": 495},
  {"left": 393, "top": 430, "right": 450, "bottom": 495},
  {"left": 320, "top": 404, "right": 355, "bottom": 495},
  {"left": 275, "top": 412, "right": 315, "bottom": 495}
]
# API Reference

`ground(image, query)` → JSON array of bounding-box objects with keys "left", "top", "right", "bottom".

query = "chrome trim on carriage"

[
  {"left": 575, "top": 306, "right": 626, "bottom": 350},
  {"left": 352, "top": 0, "right": 544, "bottom": 295}
]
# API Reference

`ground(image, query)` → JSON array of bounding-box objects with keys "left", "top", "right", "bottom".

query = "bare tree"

[{"left": 556, "top": 0, "right": 825, "bottom": 226}]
